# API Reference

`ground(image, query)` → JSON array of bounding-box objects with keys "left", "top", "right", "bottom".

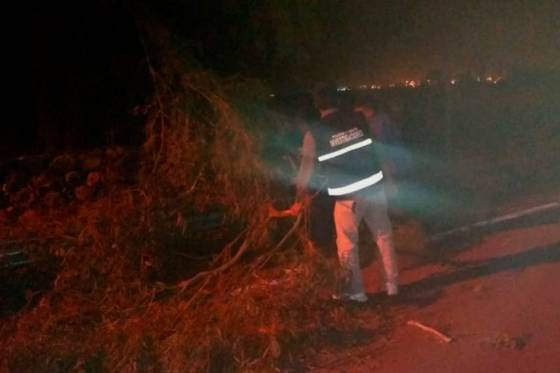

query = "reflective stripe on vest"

[
  {"left": 327, "top": 170, "right": 384, "bottom": 196},
  {"left": 317, "top": 138, "right": 373, "bottom": 162}
]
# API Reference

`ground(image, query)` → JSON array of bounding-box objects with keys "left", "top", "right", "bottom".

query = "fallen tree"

[{"left": 0, "top": 21, "right": 356, "bottom": 372}]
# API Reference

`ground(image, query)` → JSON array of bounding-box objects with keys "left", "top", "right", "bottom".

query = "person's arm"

[
  {"left": 286, "top": 131, "right": 315, "bottom": 215},
  {"left": 294, "top": 130, "right": 315, "bottom": 198}
]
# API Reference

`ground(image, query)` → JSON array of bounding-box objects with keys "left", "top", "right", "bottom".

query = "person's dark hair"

[
  {"left": 311, "top": 83, "right": 338, "bottom": 110},
  {"left": 354, "top": 94, "right": 380, "bottom": 111}
]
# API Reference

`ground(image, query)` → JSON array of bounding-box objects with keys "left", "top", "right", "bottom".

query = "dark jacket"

[{"left": 311, "top": 110, "right": 384, "bottom": 198}]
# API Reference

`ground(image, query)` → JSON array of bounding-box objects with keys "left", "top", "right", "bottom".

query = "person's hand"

[
  {"left": 268, "top": 201, "right": 303, "bottom": 218},
  {"left": 286, "top": 201, "right": 303, "bottom": 216}
]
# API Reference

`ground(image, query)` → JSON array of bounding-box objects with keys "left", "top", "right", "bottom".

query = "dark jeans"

[{"left": 309, "top": 190, "right": 336, "bottom": 256}]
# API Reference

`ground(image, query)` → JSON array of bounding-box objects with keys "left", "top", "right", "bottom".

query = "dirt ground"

[{"left": 305, "top": 199, "right": 560, "bottom": 373}]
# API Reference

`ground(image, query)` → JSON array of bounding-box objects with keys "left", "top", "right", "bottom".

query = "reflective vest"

[{"left": 313, "top": 110, "right": 384, "bottom": 197}]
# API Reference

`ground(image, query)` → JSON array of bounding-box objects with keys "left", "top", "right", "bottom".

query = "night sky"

[
  {"left": 133, "top": 0, "right": 560, "bottom": 86},
  {"left": 338, "top": 0, "right": 560, "bottom": 84},
  {"left": 30, "top": 0, "right": 560, "bottom": 86},
  {"left": 11, "top": 0, "right": 560, "bottom": 152}
]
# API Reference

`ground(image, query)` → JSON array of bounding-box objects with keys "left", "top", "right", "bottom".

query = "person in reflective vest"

[{"left": 290, "top": 85, "right": 399, "bottom": 302}]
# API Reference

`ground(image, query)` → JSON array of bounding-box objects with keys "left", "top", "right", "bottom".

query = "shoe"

[
  {"left": 386, "top": 283, "right": 399, "bottom": 296},
  {"left": 332, "top": 292, "right": 368, "bottom": 303}
]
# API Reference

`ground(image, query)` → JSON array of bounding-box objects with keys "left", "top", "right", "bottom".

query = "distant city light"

[
  {"left": 350, "top": 75, "right": 505, "bottom": 91},
  {"left": 485, "top": 76, "right": 502, "bottom": 84},
  {"left": 405, "top": 80, "right": 417, "bottom": 88}
]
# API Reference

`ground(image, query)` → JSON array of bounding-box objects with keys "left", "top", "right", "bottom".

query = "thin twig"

[
  {"left": 251, "top": 212, "right": 304, "bottom": 271},
  {"left": 173, "top": 221, "right": 268, "bottom": 295},
  {"left": 407, "top": 320, "right": 453, "bottom": 343}
]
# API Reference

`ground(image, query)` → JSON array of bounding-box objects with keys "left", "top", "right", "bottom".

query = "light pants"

[{"left": 334, "top": 190, "right": 398, "bottom": 295}]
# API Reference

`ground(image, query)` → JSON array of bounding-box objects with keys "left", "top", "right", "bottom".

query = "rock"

[
  {"left": 3, "top": 171, "right": 27, "bottom": 193},
  {"left": 64, "top": 171, "right": 82, "bottom": 186},
  {"left": 81, "top": 151, "right": 104, "bottom": 171},
  {"left": 485, "top": 333, "right": 529, "bottom": 350},
  {"left": 106, "top": 146, "right": 125, "bottom": 159},
  {"left": 44, "top": 191, "right": 62, "bottom": 208},
  {"left": 17, "top": 208, "right": 41, "bottom": 229},
  {"left": 11, "top": 186, "right": 36, "bottom": 207},
  {"left": 49, "top": 154, "right": 76, "bottom": 173},
  {"left": 87, "top": 172, "right": 104, "bottom": 187},
  {"left": 75, "top": 186, "right": 93, "bottom": 201},
  {"left": 0, "top": 209, "right": 7, "bottom": 226},
  {"left": 31, "top": 174, "right": 52, "bottom": 190}
]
